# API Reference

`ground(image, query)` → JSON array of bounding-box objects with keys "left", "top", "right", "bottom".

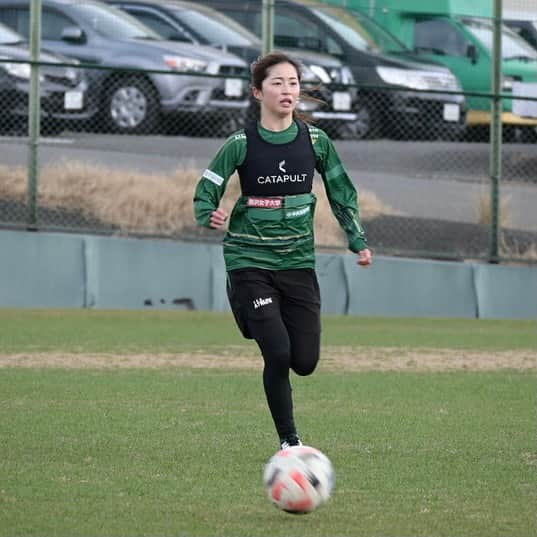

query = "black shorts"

[{"left": 226, "top": 268, "right": 321, "bottom": 340}]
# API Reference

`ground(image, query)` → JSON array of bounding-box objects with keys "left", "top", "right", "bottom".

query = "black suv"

[
  {"left": 200, "top": 0, "right": 467, "bottom": 139},
  {"left": 103, "top": 0, "right": 362, "bottom": 138},
  {"left": 0, "top": 21, "right": 95, "bottom": 133}
]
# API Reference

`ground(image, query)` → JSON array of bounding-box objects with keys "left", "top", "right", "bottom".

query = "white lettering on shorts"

[{"left": 253, "top": 297, "right": 273, "bottom": 309}]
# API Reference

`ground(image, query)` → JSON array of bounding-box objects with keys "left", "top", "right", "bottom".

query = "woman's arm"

[
  {"left": 312, "top": 127, "right": 370, "bottom": 259},
  {"left": 193, "top": 132, "right": 246, "bottom": 228}
]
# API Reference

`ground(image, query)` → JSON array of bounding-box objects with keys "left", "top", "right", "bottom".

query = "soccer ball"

[{"left": 263, "top": 445, "right": 335, "bottom": 514}]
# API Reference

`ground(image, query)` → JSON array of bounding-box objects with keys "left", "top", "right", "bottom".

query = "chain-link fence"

[{"left": 0, "top": 0, "right": 536, "bottom": 264}]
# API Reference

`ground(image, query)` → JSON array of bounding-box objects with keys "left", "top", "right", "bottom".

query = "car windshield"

[
  {"left": 351, "top": 10, "right": 408, "bottom": 53},
  {"left": 312, "top": 7, "right": 376, "bottom": 51},
  {"left": 0, "top": 21, "right": 23, "bottom": 44},
  {"left": 70, "top": 2, "right": 162, "bottom": 40},
  {"left": 462, "top": 17, "right": 537, "bottom": 60},
  {"left": 170, "top": 7, "right": 260, "bottom": 46},
  {"left": 311, "top": 6, "right": 408, "bottom": 53}
]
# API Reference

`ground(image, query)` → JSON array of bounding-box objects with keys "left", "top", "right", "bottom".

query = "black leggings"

[
  {"left": 227, "top": 268, "right": 321, "bottom": 440},
  {"left": 249, "top": 316, "right": 320, "bottom": 439}
]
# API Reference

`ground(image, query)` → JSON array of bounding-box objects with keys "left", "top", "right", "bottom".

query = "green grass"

[
  {"left": 0, "top": 309, "right": 535, "bottom": 536},
  {"left": 0, "top": 309, "right": 535, "bottom": 352}
]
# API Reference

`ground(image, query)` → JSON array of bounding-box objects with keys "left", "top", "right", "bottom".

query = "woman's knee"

[
  {"left": 290, "top": 331, "right": 320, "bottom": 376},
  {"left": 291, "top": 347, "right": 320, "bottom": 376},
  {"left": 292, "top": 361, "right": 318, "bottom": 376},
  {"left": 258, "top": 339, "right": 292, "bottom": 373}
]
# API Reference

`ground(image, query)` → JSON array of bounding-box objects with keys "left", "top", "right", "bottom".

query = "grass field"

[{"left": 0, "top": 310, "right": 535, "bottom": 537}]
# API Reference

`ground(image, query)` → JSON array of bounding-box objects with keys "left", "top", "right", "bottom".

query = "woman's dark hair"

[
  {"left": 249, "top": 51, "right": 322, "bottom": 122},
  {"left": 250, "top": 51, "right": 303, "bottom": 90}
]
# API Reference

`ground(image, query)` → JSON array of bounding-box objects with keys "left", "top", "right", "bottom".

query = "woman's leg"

[
  {"left": 247, "top": 317, "right": 298, "bottom": 441},
  {"left": 278, "top": 269, "right": 322, "bottom": 376},
  {"left": 288, "top": 327, "right": 320, "bottom": 376},
  {"left": 227, "top": 269, "right": 298, "bottom": 442}
]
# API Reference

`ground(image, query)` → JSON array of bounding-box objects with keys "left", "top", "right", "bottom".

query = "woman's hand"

[
  {"left": 209, "top": 208, "right": 229, "bottom": 229},
  {"left": 357, "top": 248, "right": 373, "bottom": 267}
]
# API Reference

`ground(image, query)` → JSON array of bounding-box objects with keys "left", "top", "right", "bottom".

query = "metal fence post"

[
  {"left": 489, "top": 0, "right": 502, "bottom": 263},
  {"left": 261, "top": 0, "right": 274, "bottom": 55},
  {"left": 27, "top": 0, "right": 41, "bottom": 229}
]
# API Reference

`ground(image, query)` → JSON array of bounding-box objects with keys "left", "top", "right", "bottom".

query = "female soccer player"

[{"left": 194, "top": 51, "right": 372, "bottom": 450}]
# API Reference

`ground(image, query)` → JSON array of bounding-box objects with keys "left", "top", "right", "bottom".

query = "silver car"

[
  {"left": 0, "top": 0, "right": 250, "bottom": 134},
  {"left": 0, "top": 21, "right": 96, "bottom": 133}
]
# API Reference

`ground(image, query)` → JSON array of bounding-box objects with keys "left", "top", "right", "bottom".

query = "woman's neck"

[{"left": 259, "top": 113, "right": 294, "bottom": 132}]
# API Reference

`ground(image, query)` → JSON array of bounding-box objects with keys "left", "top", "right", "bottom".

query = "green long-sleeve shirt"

[{"left": 194, "top": 121, "right": 367, "bottom": 271}]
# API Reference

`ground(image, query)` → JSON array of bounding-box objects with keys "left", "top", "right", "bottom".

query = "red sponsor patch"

[{"left": 247, "top": 197, "right": 283, "bottom": 208}]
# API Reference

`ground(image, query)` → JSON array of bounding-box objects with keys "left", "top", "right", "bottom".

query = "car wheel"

[
  {"left": 526, "top": 127, "right": 537, "bottom": 143},
  {"left": 104, "top": 76, "right": 159, "bottom": 134},
  {"left": 338, "top": 98, "right": 379, "bottom": 140},
  {"left": 215, "top": 114, "right": 244, "bottom": 137}
]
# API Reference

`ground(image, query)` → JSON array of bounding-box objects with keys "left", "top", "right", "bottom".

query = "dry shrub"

[
  {"left": 0, "top": 161, "right": 393, "bottom": 246},
  {"left": 499, "top": 234, "right": 537, "bottom": 261},
  {"left": 43, "top": 161, "right": 202, "bottom": 235},
  {"left": 312, "top": 181, "right": 392, "bottom": 248},
  {"left": 0, "top": 165, "right": 26, "bottom": 199}
]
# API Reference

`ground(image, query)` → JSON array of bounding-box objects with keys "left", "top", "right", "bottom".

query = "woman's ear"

[{"left": 252, "top": 86, "right": 262, "bottom": 101}]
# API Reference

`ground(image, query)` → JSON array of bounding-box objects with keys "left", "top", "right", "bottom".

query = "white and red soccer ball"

[{"left": 263, "top": 445, "right": 335, "bottom": 514}]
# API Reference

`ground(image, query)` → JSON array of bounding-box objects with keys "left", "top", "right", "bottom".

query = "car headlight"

[
  {"left": 301, "top": 64, "right": 322, "bottom": 84},
  {"left": 340, "top": 66, "right": 355, "bottom": 85},
  {"left": 64, "top": 66, "right": 79, "bottom": 84},
  {"left": 164, "top": 55, "right": 207, "bottom": 73},
  {"left": 308, "top": 64, "right": 331, "bottom": 84},
  {"left": 325, "top": 65, "right": 355, "bottom": 85},
  {"left": 0, "top": 58, "right": 31, "bottom": 80},
  {"left": 502, "top": 76, "right": 516, "bottom": 92},
  {"left": 376, "top": 66, "right": 461, "bottom": 91}
]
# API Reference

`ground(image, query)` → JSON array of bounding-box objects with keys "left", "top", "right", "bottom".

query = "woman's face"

[{"left": 253, "top": 61, "right": 300, "bottom": 118}]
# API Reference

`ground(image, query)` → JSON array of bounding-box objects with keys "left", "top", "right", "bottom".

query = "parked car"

[
  {"left": 102, "top": 0, "right": 360, "bottom": 139},
  {"left": 0, "top": 0, "right": 251, "bottom": 135},
  {"left": 200, "top": 0, "right": 466, "bottom": 139},
  {"left": 0, "top": 21, "right": 95, "bottom": 133}
]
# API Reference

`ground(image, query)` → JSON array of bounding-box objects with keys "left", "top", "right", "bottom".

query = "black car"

[
  {"left": 200, "top": 0, "right": 467, "bottom": 139},
  {"left": 0, "top": 21, "right": 95, "bottom": 133},
  {"left": 102, "top": 0, "right": 363, "bottom": 138}
]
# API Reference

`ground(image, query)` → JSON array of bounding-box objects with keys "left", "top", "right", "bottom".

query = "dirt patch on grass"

[{"left": 0, "top": 347, "right": 534, "bottom": 371}]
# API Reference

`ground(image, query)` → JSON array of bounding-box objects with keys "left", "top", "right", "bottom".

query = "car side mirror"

[
  {"left": 61, "top": 26, "right": 86, "bottom": 44},
  {"left": 466, "top": 44, "right": 478, "bottom": 64}
]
